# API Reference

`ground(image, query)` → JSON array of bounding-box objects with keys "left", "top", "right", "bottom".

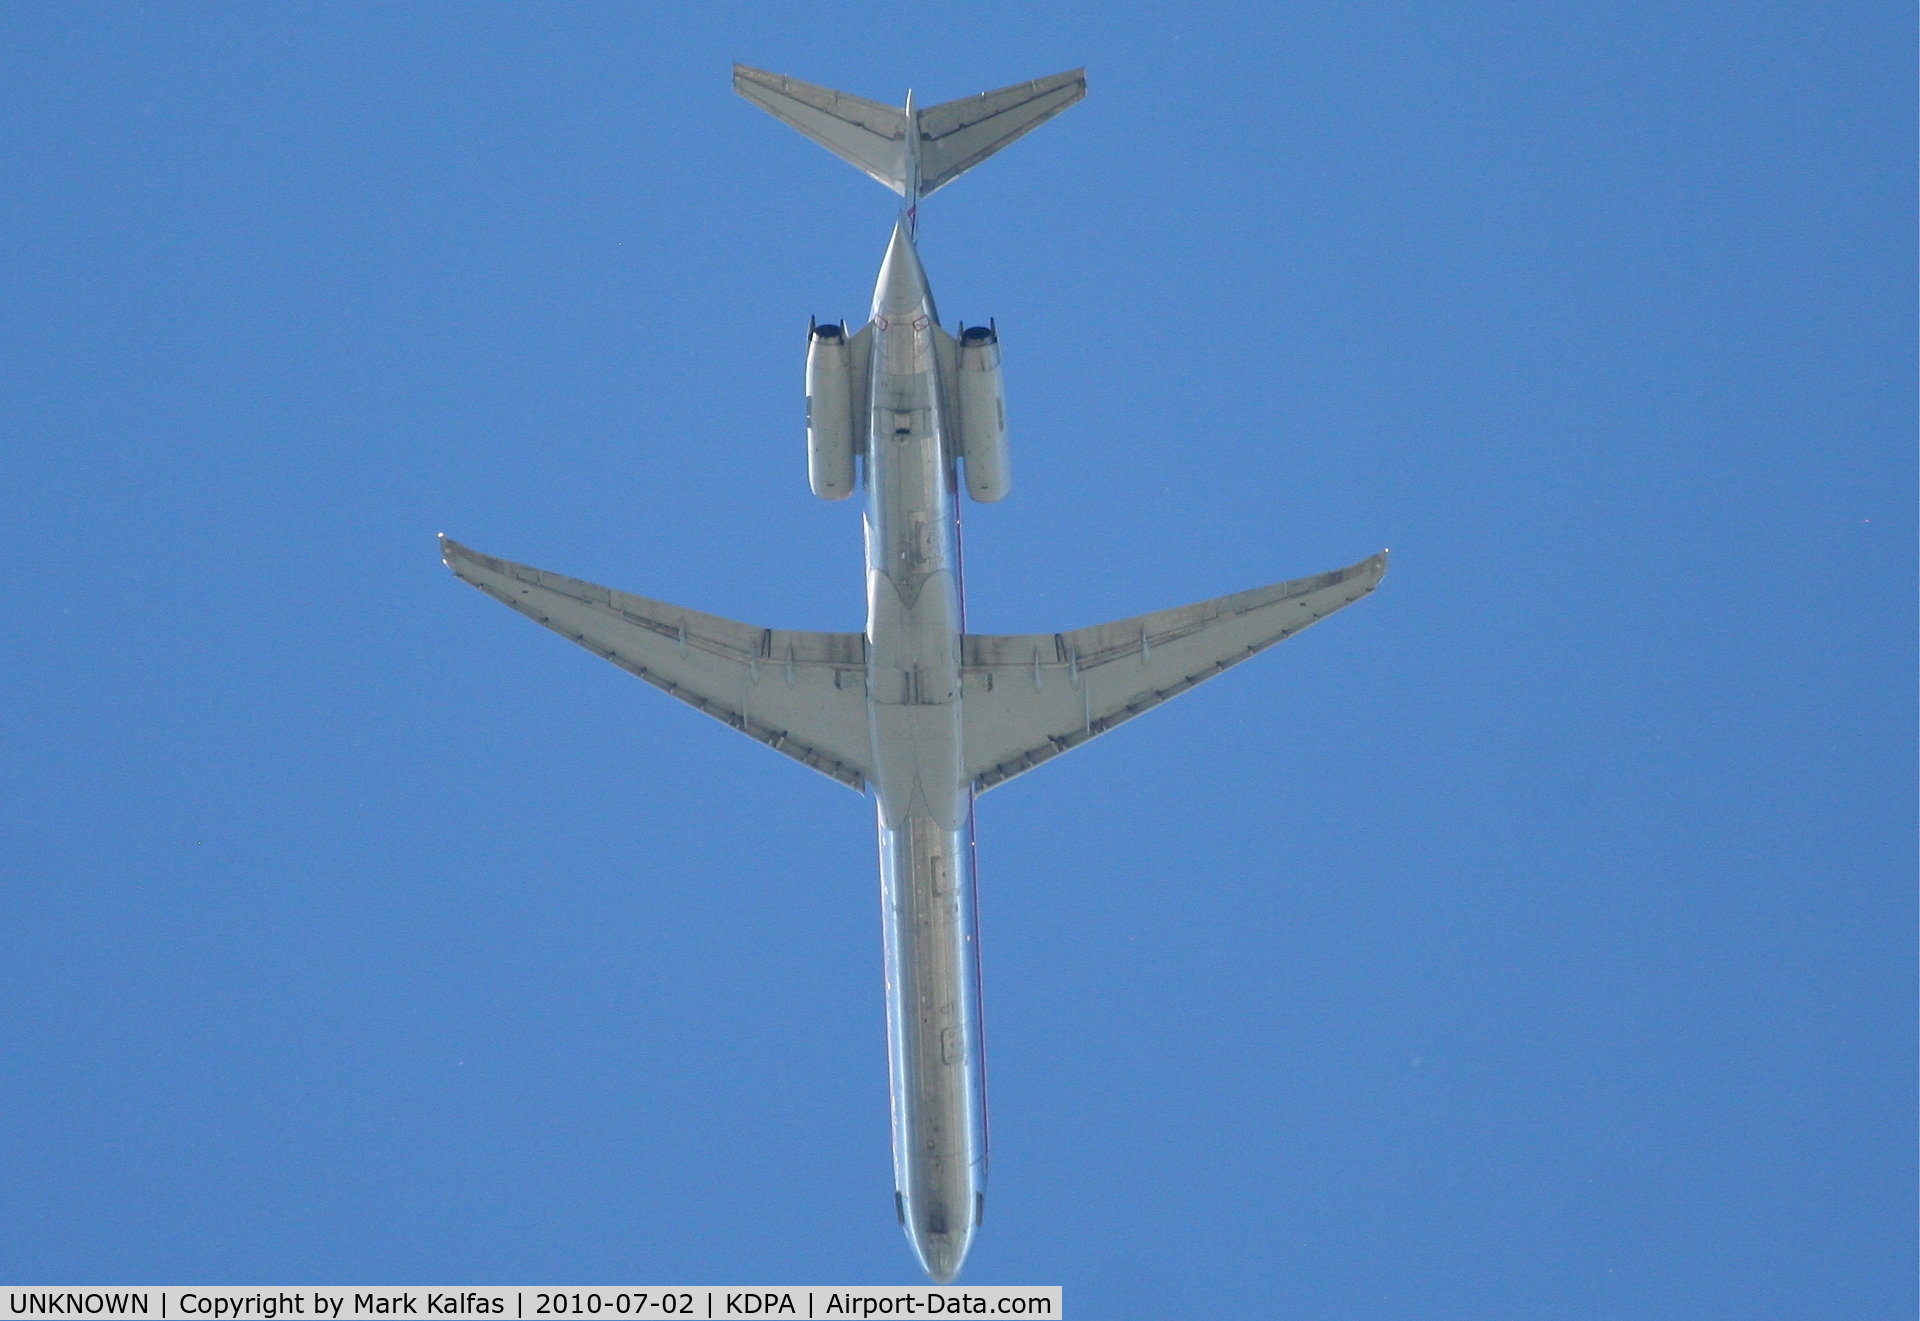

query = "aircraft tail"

[{"left": 733, "top": 64, "right": 1085, "bottom": 200}]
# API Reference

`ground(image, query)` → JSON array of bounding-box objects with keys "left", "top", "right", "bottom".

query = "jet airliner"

[{"left": 441, "top": 64, "right": 1386, "bottom": 1283}]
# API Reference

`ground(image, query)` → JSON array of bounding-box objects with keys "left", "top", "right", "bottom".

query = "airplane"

[{"left": 440, "top": 63, "right": 1386, "bottom": 1284}]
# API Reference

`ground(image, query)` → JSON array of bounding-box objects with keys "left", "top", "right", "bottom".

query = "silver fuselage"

[{"left": 860, "top": 221, "right": 984, "bottom": 1283}]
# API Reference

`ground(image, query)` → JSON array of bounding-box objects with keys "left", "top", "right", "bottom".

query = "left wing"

[
  {"left": 441, "top": 537, "right": 872, "bottom": 791},
  {"left": 960, "top": 553, "right": 1387, "bottom": 791}
]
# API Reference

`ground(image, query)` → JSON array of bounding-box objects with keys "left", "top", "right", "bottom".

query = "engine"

[
  {"left": 955, "top": 324, "right": 1010, "bottom": 502},
  {"left": 805, "top": 321, "right": 857, "bottom": 500}
]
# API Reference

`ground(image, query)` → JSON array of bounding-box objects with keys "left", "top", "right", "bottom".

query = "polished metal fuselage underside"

[{"left": 859, "top": 222, "right": 984, "bottom": 1283}]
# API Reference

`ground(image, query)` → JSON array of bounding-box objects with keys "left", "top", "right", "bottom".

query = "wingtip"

[
  {"left": 731, "top": 63, "right": 779, "bottom": 98},
  {"left": 1341, "top": 549, "right": 1389, "bottom": 590}
]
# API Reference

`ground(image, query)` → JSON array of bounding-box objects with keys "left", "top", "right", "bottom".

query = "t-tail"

[{"left": 733, "top": 64, "right": 1086, "bottom": 232}]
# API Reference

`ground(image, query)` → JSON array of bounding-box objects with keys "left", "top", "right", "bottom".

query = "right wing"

[
  {"left": 442, "top": 537, "right": 872, "bottom": 791},
  {"left": 960, "top": 553, "right": 1387, "bottom": 791}
]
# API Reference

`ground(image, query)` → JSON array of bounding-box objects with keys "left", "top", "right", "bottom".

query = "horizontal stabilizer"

[
  {"left": 917, "top": 69, "right": 1086, "bottom": 197},
  {"left": 734, "top": 63, "right": 1085, "bottom": 199},
  {"left": 734, "top": 64, "right": 911, "bottom": 194},
  {"left": 441, "top": 537, "right": 872, "bottom": 791},
  {"left": 960, "top": 553, "right": 1387, "bottom": 791}
]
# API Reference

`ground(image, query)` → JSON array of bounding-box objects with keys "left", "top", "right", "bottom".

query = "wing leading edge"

[
  {"left": 959, "top": 553, "right": 1388, "bottom": 791},
  {"left": 441, "top": 537, "right": 872, "bottom": 791}
]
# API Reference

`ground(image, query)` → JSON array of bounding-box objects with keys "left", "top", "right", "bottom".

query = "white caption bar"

[{"left": 1, "top": 1291, "right": 1060, "bottom": 1321}]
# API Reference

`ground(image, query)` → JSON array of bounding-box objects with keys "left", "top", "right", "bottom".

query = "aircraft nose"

[
  {"left": 872, "top": 219, "right": 932, "bottom": 317},
  {"left": 908, "top": 1204, "right": 974, "bottom": 1283},
  {"left": 914, "top": 1232, "right": 969, "bottom": 1284}
]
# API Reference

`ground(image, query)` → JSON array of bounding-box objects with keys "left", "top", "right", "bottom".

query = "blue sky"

[{"left": 1, "top": 4, "right": 1911, "bottom": 1316}]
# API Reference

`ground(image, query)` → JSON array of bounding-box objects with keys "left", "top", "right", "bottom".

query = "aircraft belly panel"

[{"left": 879, "top": 814, "right": 984, "bottom": 1284}]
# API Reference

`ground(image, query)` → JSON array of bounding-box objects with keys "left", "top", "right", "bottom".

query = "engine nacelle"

[
  {"left": 805, "top": 321, "right": 856, "bottom": 500},
  {"left": 956, "top": 324, "right": 1010, "bottom": 502}
]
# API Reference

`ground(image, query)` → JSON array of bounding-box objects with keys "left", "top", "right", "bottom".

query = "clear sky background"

[{"left": 1, "top": 4, "right": 1912, "bottom": 1316}]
